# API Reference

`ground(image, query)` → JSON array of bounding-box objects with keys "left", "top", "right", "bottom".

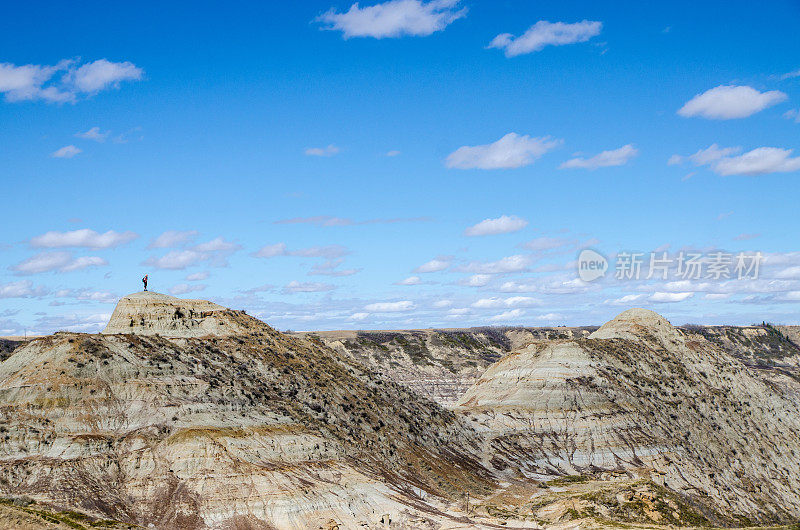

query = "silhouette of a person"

[{"left": 142, "top": 274, "right": 148, "bottom": 291}]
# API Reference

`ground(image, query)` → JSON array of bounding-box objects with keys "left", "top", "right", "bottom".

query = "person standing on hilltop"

[{"left": 142, "top": 274, "right": 148, "bottom": 291}]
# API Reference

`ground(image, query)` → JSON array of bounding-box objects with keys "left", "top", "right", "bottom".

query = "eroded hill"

[
  {"left": 0, "top": 292, "right": 494, "bottom": 529},
  {"left": 1, "top": 293, "right": 799, "bottom": 529},
  {"left": 457, "top": 309, "right": 800, "bottom": 525},
  {"left": 300, "top": 326, "right": 596, "bottom": 406}
]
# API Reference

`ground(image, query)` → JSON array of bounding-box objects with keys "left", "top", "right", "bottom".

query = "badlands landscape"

[{"left": 0, "top": 291, "right": 799, "bottom": 529}]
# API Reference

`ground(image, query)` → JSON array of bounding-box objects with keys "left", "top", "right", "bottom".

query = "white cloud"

[
  {"left": 0, "top": 59, "right": 142, "bottom": 103},
  {"left": 776, "top": 266, "right": 800, "bottom": 279},
  {"left": 605, "top": 293, "right": 645, "bottom": 305},
  {"left": 446, "top": 133, "right": 561, "bottom": 169},
  {"left": 667, "top": 154, "right": 683, "bottom": 165},
  {"left": 350, "top": 312, "right": 369, "bottom": 321},
  {"left": 716, "top": 211, "right": 733, "bottom": 221},
  {"left": 678, "top": 85, "right": 787, "bottom": 120},
  {"left": 193, "top": 237, "right": 240, "bottom": 253},
  {"left": 305, "top": 144, "right": 340, "bottom": 156},
  {"left": 780, "top": 69, "right": 800, "bottom": 81},
  {"left": 660, "top": 280, "right": 712, "bottom": 293},
  {"left": 364, "top": 300, "right": 415, "bottom": 312},
  {"left": 396, "top": 275, "right": 422, "bottom": 285},
  {"left": 144, "top": 238, "right": 240, "bottom": 270},
  {"left": 11, "top": 251, "right": 107, "bottom": 274},
  {"left": 112, "top": 126, "right": 143, "bottom": 144},
  {"left": 51, "top": 145, "right": 81, "bottom": 158},
  {"left": 784, "top": 109, "right": 800, "bottom": 123},
  {"left": 433, "top": 299, "right": 452, "bottom": 308},
  {"left": 65, "top": 59, "right": 143, "bottom": 93},
  {"left": 713, "top": 147, "right": 800, "bottom": 176},
  {"left": 535, "top": 312, "right": 566, "bottom": 321},
  {"left": 289, "top": 245, "right": 349, "bottom": 259},
  {"left": 61, "top": 256, "right": 107, "bottom": 272},
  {"left": 386, "top": 150, "right": 401, "bottom": 156},
  {"left": 461, "top": 274, "right": 491, "bottom": 287},
  {"left": 499, "top": 275, "right": 590, "bottom": 294},
  {"left": 186, "top": 271, "right": 209, "bottom": 281},
  {"left": 471, "top": 298, "right": 504, "bottom": 309},
  {"left": 148, "top": 230, "right": 199, "bottom": 249},
  {"left": 33, "top": 312, "right": 112, "bottom": 334},
  {"left": 75, "top": 126, "right": 109, "bottom": 142},
  {"left": 757, "top": 251, "right": 800, "bottom": 267},
  {"left": 488, "top": 308, "right": 525, "bottom": 322},
  {"left": 283, "top": 281, "right": 336, "bottom": 293},
  {"left": 309, "top": 259, "right": 361, "bottom": 277},
  {"left": 317, "top": 0, "right": 466, "bottom": 39},
  {"left": 674, "top": 144, "right": 800, "bottom": 176},
  {"left": 0, "top": 60, "right": 74, "bottom": 102},
  {"left": 649, "top": 291, "right": 693, "bottom": 303},
  {"left": 169, "top": 283, "right": 207, "bottom": 296},
  {"left": 488, "top": 20, "right": 602, "bottom": 57},
  {"left": 54, "top": 288, "right": 118, "bottom": 304},
  {"left": 30, "top": 228, "right": 138, "bottom": 249},
  {"left": 546, "top": 277, "right": 590, "bottom": 293},
  {"left": 414, "top": 257, "right": 451, "bottom": 273},
  {"left": 499, "top": 280, "right": 537, "bottom": 293},
  {"left": 460, "top": 254, "right": 531, "bottom": 274},
  {"left": 0, "top": 280, "right": 48, "bottom": 298},
  {"left": 254, "top": 243, "right": 349, "bottom": 260},
  {"left": 143, "top": 250, "right": 204, "bottom": 270},
  {"left": 504, "top": 296, "right": 541, "bottom": 307},
  {"left": 0, "top": 62, "right": 58, "bottom": 101},
  {"left": 464, "top": 215, "right": 527, "bottom": 236},
  {"left": 253, "top": 243, "right": 288, "bottom": 258},
  {"left": 734, "top": 233, "right": 760, "bottom": 241},
  {"left": 559, "top": 144, "right": 638, "bottom": 170},
  {"left": 687, "top": 144, "right": 741, "bottom": 166},
  {"left": 472, "top": 296, "right": 540, "bottom": 309}
]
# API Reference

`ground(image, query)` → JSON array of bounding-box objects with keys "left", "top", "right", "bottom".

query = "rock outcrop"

[
  {"left": 589, "top": 307, "right": 682, "bottom": 347},
  {"left": 101, "top": 291, "right": 253, "bottom": 337}
]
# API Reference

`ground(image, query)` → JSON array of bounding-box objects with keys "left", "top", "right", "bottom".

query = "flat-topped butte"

[{"left": 101, "top": 291, "right": 252, "bottom": 337}]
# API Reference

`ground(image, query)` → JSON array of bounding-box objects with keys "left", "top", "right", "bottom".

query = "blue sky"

[{"left": 1, "top": 0, "right": 799, "bottom": 333}]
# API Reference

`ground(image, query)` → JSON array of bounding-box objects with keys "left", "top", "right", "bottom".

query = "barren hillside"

[
  {"left": 1, "top": 293, "right": 799, "bottom": 529},
  {"left": 0, "top": 292, "right": 494, "bottom": 529}
]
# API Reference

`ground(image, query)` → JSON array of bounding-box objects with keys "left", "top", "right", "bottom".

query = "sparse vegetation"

[{"left": 0, "top": 497, "right": 132, "bottom": 529}]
